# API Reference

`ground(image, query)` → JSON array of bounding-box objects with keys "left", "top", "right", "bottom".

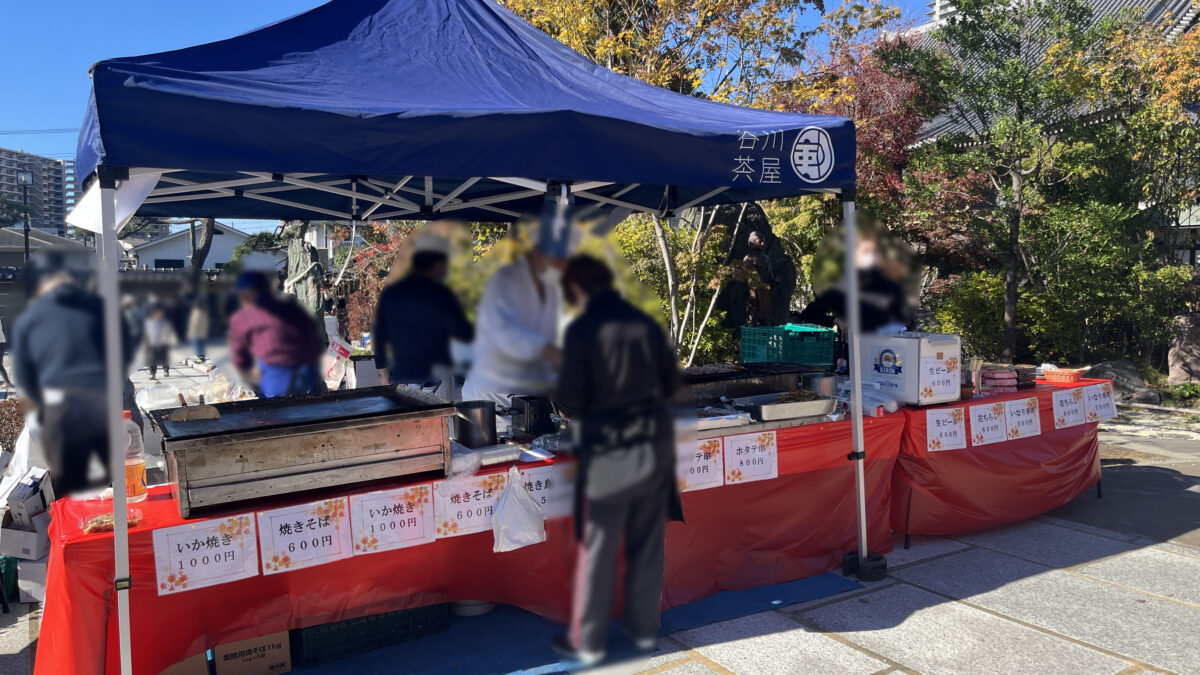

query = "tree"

[
  {"left": 880, "top": 0, "right": 1107, "bottom": 362},
  {"left": 0, "top": 199, "right": 31, "bottom": 228}
]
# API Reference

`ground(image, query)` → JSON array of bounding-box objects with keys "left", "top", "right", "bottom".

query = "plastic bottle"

[{"left": 124, "top": 410, "right": 147, "bottom": 503}]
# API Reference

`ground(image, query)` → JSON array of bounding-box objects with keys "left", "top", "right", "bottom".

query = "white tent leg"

[
  {"left": 99, "top": 176, "right": 134, "bottom": 675},
  {"left": 842, "top": 199, "right": 872, "bottom": 569}
]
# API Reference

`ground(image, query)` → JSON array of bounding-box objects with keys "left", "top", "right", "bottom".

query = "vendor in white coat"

[{"left": 461, "top": 246, "right": 565, "bottom": 408}]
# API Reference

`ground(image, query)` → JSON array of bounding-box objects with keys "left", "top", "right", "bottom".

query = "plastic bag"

[
  {"left": 492, "top": 465, "right": 546, "bottom": 553},
  {"left": 323, "top": 336, "right": 354, "bottom": 390}
]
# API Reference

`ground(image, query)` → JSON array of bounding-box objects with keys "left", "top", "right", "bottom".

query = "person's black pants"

[
  {"left": 41, "top": 389, "right": 110, "bottom": 497},
  {"left": 147, "top": 346, "right": 171, "bottom": 377},
  {"left": 568, "top": 482, "right": 668, "bottom": 653}
]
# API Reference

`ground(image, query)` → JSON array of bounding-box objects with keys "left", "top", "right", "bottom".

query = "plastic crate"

[
  {"left": 290, "top": 603, "right": 450, "bottom": 667},
  {"left": 740, "top": 323, "right": 837, "bottom": 367},
  {"left": 0, "top": 557, "right": 16, "bottom": 602}
]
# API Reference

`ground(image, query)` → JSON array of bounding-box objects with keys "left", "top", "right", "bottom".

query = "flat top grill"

[{"left": 151, "top": 385, "right": 452, "bottom": 440}]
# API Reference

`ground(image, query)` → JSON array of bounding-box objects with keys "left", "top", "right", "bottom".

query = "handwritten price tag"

[
  {"left": 1004, "top": 397, "right": 1042, "bottom": 440},
  {"left": 257, "top": 498, "right": 352, "bottom": 575},
  {"left": 348, "top": 484, "right": 435, "bottom": 555},
  {"left": 519, "top": 464, "right": 575, "bottom": 520},
  {"left": 926, "top": 408, "right": 966, "bottom": 451},
  {"left": 919, "top": 356, "right": 960, "bottom": 401},
  {"left": 969, "top": 402, "right": 1008, "bottom": 447},
  {"left": 152, "top": 515, "right": 258, "bottom": 594},
  {"left": 1053, "top": 388, "right": 1086, "bottom": 429},
  {"left": 723, "top": 431, "right": 778, "bottom": 484},
  {"left": 433, "top": 472, "right": 507, "bottom": 538},
  {"left": 1084, "top": 382, "right": 1117, "bottom": 422},
  {"left": 677, "top": 437, "right": 724, "bottom": 492}
]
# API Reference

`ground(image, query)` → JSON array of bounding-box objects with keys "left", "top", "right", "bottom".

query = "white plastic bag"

[
  {"left": 492, "top": 465, "right": 546, "bottom": 552},
  {"left": 322, "top": 336, "right": 354, "bottom": 390}
]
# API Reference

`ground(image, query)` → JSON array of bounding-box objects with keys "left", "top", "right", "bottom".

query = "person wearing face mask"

[
  {"left": 460, "top": 220, "right": 565, "bottom": 411},
  {"left": 797, "top": 231, "right": 912, "bottom": 334}
]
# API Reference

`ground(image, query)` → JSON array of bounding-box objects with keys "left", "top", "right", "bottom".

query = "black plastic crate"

[{"left": 290, "top": 603, "right": 450, "bottom": 667}]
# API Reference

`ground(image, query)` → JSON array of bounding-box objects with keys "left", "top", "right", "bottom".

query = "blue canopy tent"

[{"left": 68, "top": 1, "right": 875, "bottom": 671}]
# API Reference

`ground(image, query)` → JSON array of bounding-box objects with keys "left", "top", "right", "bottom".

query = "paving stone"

[
  {"left": 673, "top": 611, "right": 884, "bottom": 675},
  {"left": 894, "top": 548, "right": 1200, "bottom": 674},
  {"left": 1076, "top": 547, "right": 1200, "bottom": 605},
  {"left": 781, "top": 581, "right": 897, "bottom": 614},
  {"left": 650, "top": 660, "right": 720, "bottom": 675},
  {"left": 798, "top": 583, "right": 1127, "bottom": 675},
  {"left": 953, "top": 520, "right": 1136, "bottom": 568},
  {"left": 887, "top": 534, "right": 972, "bottom": 569}
]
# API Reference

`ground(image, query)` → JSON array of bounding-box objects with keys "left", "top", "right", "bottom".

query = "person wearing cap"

[
  {"left": 228, "top": 271, "right": 325, "bottom": 398},
  {"left": 372, "top": 233, "right": 473, "bottom": 397}
]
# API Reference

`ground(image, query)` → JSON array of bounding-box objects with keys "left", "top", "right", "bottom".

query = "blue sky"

[{"left": 0, "top": 0, "right": 927, "bottom": 232}]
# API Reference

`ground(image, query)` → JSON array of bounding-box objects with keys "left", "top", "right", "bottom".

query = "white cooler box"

[{"left": 858, "top": 332, "right": 962, "bottom": 406}]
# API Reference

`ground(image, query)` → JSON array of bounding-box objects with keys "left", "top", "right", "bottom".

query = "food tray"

[{"left": 732, "top": 393, "right": 839, "bottom": 421}]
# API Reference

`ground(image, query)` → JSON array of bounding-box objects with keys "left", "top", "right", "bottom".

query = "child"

[{"left": 144, "top": 305, "right": 178, "bottom": 380}]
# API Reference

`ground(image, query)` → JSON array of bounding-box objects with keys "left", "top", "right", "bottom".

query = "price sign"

[
  {"left": 257, "top": 498, "right": 352, "bottom": 575},
  {"left": 919, "top": 356, "right": 960, "bottom": 400},
  {"left": 519, "top": 463, "right": 576, "bottom": 520},
  {"left": 723, "top": 431, "right": 778, "bottom": 484},
  {"left": 349, "top": 484, "right": 435, "bottom": 555},
  {"left": 1053, "top": 388, "right": 1086, "bottom": 429},
  {"left": 433, "top": 472, "right": 507, "bottom": 538},
  {"left": 152, "top": 515, "right": 258, "bottom": 594},
  {"left": 925, "top": 408, "right": 966, "bottom": 451},
  {"left": 1004, "top": 397, "right": 1042, "bottom": 440},
  {"left": 677, "top": 437, "right": 724, "bottom": 492},
  {"left": 1084, "top": 382, "right": 1118, "bottom": 422},
  {"left": 969, "top": 402, "right": 1008, "bottom": 447}
]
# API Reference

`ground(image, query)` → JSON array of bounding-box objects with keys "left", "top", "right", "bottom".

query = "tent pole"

[{"left": 98, "top": 170, "right": 134, "bottom": 675}]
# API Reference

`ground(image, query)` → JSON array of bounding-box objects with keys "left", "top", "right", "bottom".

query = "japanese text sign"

[
  {"left": 1052, "top": 387, "right": 1087, "bottom": 429},
  {"left": 152, "top": 515, "right": 258, "bottom": 594},
  {"left": 723, "top": 430, "right": 778, "bottom": 484},
  {"left": 519, "top": 463, "right": 576, "bottom": 520},
  {"left": 677, "top": 437, "right": 724, "bottom": 492},
  {"left": 1084, "top": 382, "right": 1118, "bottom": 422},
  {"left": 349, "top": 484, "right": 435, "bottom": 555},
  {"left": 969, "top": 402, "right": 1008, "bottom": 447},
  {"left": 920, "top": 356, "right": 960, "bottom": 400},
  {"left": 257, "top": 498, "right": 352, "bottom": 574},
  {"left": 1004, "top": 397, "right": 1042, "bottom": 440},
  {"left": 926, "top": 408, "right": 966, "bottom": 451},
  {"left": 433, "top": 472, "right": 507, "bottom": 538}
]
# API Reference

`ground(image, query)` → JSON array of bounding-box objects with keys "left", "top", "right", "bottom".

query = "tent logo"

[{"left": 791, "top": 127, "right": 834, "bottom": 183}]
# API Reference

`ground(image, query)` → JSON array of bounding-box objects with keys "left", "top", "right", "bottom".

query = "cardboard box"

[
  {"left": 0, "top": 510, "right": 51, "bottom": 560},
  {"left": 213, "top": 631, "right": 291, "bottom": 675},
  {"left": 16, "top": 556, "right": 46, "bottom": 604},
  {"left": 7, "top": 467, "right": 54, "bottom": 531},
  {"left": 161, "top": 652, "right": 212, "bottom": 675}
]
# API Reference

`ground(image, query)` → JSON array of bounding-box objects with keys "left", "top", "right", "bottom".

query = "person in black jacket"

[{"left": 552, "top": 254, "right": 683, "bottom": 667}]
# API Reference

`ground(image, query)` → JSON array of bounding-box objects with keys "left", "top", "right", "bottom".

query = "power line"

[{"left": 0, "top": 128, "right": 79, "bottom": 136}]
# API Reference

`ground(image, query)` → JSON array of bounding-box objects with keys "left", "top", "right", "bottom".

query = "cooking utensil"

[
  {"left": 454, "top": 400, "right": 497, "bottom": 449},
  {"left": 732, "top": 393, "right": 838, "bottom": 421},
  {"left": 803, "top": 373, "right": 837, "bottom": 397}
]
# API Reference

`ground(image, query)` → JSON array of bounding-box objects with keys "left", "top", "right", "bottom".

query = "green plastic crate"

[
  {"left": 290, "top": 603, "right": 450, "bottom": 667},
  {"left": 740, "top": 323, "right": 837, "bottom": 367},
  {"left": 0, "top": 557, "right": 16, "bottom": 602}
]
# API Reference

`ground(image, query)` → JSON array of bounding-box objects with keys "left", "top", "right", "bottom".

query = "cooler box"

[{"left": 858, "top": 332, "right": 961, "bottom": 406}]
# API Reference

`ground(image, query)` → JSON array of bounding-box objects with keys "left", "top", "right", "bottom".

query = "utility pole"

[{"left": 17, "top": 170, "right": 33, "bottom": 262}]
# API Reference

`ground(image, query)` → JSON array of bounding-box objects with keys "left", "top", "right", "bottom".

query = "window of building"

[{"left": 154, "top": 258, "right": 185, "bottom": 269}]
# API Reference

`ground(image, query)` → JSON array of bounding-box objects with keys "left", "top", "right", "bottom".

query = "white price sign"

[
  {"left": 1004, "top": 397, "right": 1042, "bottom": 440},
  {"left": 257, "top": 498, "right": 353, "bottom": 575},
  {"left": 152, "top": 515, "right": 258, "bottom": 594},
  {"left": 349, "top": 484, "right": 435, "bottom": 555},
  {"left": 920, "top": 356, "right": 960, "bottom": 400},
  {"left": 1052, "top": 388, "right": 1086, "bottom": 429},
  {"left": 926, "top": 408, "right": 966, "bottom": 451},
  {"left": 1084, "top": 382, "right": 1118, "bottom": 422},
  {"left": 433, "top": 472, "right": 507, "bottom": 538},
  {"left": 677, "top": 437, "right": 724, "bottom": 492},
  {"left": 723, "top": 430, "right": 778, "bottom": 484},
  {"left": 969, "top": 402, "right": 1008, "bottom": 447},
  {"left": 519, "top": 463, "right": 576, "bottom": 520}
]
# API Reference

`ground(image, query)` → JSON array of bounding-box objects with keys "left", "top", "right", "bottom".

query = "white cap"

[{"left": 412, "top": 233, "right": 451, "bottom": 257}]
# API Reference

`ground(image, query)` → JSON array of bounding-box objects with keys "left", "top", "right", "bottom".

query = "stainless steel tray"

[{"left": 732, "top": 393, "right": 839, "bottom": 421}]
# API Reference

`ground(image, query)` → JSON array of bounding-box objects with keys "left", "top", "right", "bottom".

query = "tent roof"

[{"left": 78, "top": 0, "right": 855, "bottom": 222}]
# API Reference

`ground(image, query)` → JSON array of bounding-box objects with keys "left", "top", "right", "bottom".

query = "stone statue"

[{"left": 743, "top": 231, "right": 775, "bottom": 326}]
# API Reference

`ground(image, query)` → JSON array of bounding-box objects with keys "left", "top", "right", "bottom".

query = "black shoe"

[{"left": 551, "top": 634, "right": 604, "bottom": 667}]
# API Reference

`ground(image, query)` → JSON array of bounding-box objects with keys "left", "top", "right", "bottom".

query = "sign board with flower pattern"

[
  {"left": 519, "top": 464, "right": 575, "bottom": 520},
  {"left": 969, "top": 402, "right": 1008, "bottom": 447},
  {"left": 433, "top": 472, "right": 507, "bottom": 538},
  {"left": 348, "top": 484, "right": 435, "bottom": 555},
  {"left": 926, "top": 408, "right": 966, "bottom": 451},
  {"left": 677, "top": 437, "right": 724, "bottom": 492},
  {"left": 1083, "top": 382, "right": 1117, "bottom": 422},
  {"left": 1004, "top": 397, "right": 1042, "bottom": 440},
  {"left": 919, "top": 356, "right": 960, "bottom": 402},
  {"left": 257, "top": 497, "right": 352, "bottom": 574},
  {"left": 152, "top": 514, "right": 258, "bottom": 594},
  {"left": 1052, "top": 388, "right": 1087, "bottom": 429},
  {"left": 723, "top": 431, "right": 778, "bottom": 484}
]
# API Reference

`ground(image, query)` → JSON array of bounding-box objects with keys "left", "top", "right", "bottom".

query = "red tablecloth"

[
  {"left": 37, "top": 414, "right": 903, "bottom": 675},
  {"left": 891, "top": 380, "right": 1103, "bottom": 537}
]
